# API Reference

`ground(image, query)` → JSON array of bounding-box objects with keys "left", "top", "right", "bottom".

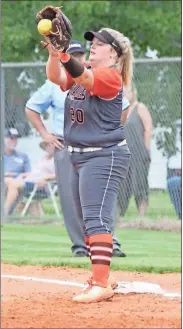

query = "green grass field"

[{"left": 2, "top": 224, "right": 181, "bottom": 273}]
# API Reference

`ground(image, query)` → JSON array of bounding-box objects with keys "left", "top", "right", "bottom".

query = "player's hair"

[{"left": 101, "top": 28, "right": 134, "bottom": 87}]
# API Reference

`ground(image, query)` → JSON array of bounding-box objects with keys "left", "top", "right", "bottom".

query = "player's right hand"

[
  {"left": 41, "top": 132, "right": 64, "bottom": 150},
  {"left": 40, "top": 40, "right": 59, "bottom": 57}
]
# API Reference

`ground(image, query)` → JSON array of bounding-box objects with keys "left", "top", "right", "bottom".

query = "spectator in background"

[
  {"left": 4, "top": 127, "right": 31, "bottom": 177},
  {"left": 118, "top": 83, "right": 153, "bottom": 217},
  {"left": 4, "top": 127, "right": 31, "bottom": 215},
  {"left": 167, "top": 121, "right": 182, "bottom": 219},
  {"left": 5, "top": 141, "right": 55, "bottom": 217}
]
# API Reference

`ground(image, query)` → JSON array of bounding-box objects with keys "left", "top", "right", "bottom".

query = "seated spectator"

[
  {"left": 167, "top": 146, "right": 181, "bottom": 220},
  {"left": 5, "top": 141, "right": 55, "bottom": 217},
  {"left": 4, "top": 127, "right": 31, "bottom": 178},
  {"left": 4, "top": 128, "right": 31, "bottom": 214}
]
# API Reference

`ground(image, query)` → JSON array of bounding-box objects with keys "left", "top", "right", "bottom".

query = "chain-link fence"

[{"left": 1, "top": 58, "right": 181, "bottom": 221}]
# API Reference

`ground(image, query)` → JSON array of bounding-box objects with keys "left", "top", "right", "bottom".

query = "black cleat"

[
  {"left": 73, "top": 250, "right": 89, "bottom": 257},
  {"left": 112, "top": 249, "right": 126, "bottom": 257}
]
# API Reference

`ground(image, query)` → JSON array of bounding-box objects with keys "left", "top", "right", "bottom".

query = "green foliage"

[{"left": 2, "top": 0, "right": 181, "bottom": 62}]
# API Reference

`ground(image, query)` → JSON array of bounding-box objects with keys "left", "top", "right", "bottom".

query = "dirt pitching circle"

[{"left": 2, "top": 264, "right": 181, "bottom": 328}]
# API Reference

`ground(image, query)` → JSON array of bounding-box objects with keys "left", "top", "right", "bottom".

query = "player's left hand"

[{"left": 40, "top": 40, "right": 59, "bottom": 56}]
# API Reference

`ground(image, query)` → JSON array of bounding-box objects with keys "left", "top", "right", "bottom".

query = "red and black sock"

[{"left": 89, "top": 233, "right": 113, "bottom": 287}]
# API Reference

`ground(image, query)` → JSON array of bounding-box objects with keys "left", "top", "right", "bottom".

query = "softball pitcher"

[
  {"left": 25, "top": 40, "right": 130, "bottom": 257},
  {"left": 37, "top": 7, "right": 133, "bottom": 303}
]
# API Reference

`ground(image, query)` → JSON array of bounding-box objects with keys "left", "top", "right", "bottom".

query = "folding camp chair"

[{"left": 21, "top": 179, "right": 60, "bottom": 217}]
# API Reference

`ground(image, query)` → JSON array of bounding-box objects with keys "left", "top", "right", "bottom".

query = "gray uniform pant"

[
  {"left": 54, "top": 148, "right": 123, "bottom": 253},
  {"left": 69, "top": 145, "right": 131, "bottom": 237}
]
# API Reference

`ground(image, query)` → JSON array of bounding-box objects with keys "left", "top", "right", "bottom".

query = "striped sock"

[{"left": 89, "top": 233, "right": 113, "bottom": 287}]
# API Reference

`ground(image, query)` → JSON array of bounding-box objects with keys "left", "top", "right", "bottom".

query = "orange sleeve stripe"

[{"left": 90, "top": 68, "right": 122, "bottom": 99}]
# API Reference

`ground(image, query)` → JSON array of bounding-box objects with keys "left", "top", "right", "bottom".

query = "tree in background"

[{"left": 2, "top": 0, "right": 181, "bottom": 62}]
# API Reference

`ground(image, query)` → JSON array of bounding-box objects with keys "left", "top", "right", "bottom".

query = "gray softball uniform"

[
  {"left": 63, "top": 67, "right": 131, "bottom": 236},
  {"left": 26, "top": 79, "right": 129, "bottom": 251}
]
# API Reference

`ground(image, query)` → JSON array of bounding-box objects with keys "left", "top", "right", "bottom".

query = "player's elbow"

[{"left": 74, "top": 69, "right": 94, "bottom": 90}]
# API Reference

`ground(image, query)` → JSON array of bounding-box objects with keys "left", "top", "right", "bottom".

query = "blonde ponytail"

[
  {"left": 119, "top": 42, "right": 133, "bottom": 87},
  {"left": 101, "top": 28, "right": 134, "bottom": 87}
]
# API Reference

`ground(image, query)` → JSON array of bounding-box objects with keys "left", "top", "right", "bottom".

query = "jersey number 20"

[{"left": 70, "top": 107, "right": 84, "bottom": 124}]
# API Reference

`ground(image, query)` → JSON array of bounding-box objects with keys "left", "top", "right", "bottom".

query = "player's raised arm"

[
  {"left": 36, "top": 5, "right": 73, "bottom": 90},
  {"left": 41, "top": 43, "right": 68, "bottom": 87}
]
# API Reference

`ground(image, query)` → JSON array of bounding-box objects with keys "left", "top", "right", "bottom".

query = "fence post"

[{"left": 1, "top": 68, "right": 5, "bottom": 223}]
